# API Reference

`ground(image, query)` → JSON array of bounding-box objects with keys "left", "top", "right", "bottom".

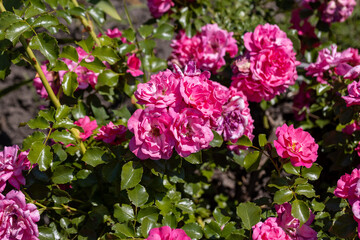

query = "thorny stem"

[
  {"left": 70, "top": 0, "right": 102, "bottom": 47},
  {"left": 250, "top": 145, "right": 281, "bottom": 175},
  {"left": 0, "top": 1, "right": 86, "bottom": 154}
]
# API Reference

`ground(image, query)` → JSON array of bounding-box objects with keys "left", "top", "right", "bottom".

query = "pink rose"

[
  {"left": 274, "top": 124, "right": 318, "bottom": 168},
  {"left": 170, "top": 108, "right": 213, "bottom": 158},
  {"left": 147, "top": 0, "right": 174, "bottom": 18},
  {"left": 342, "top": 121, "right": 360, "bottom": 135},
  {"left": 344, "top": 65, "right": 360, "bottom": 79},
  {"left": 0, "top": 146, "right": 31, "bottom": 192},
  {"left": 60, "top": 47, "right": 100, "bottom": 89},
  {"left": 126, "top": 54, "right": 144, "bottom": 77},
  {"left": 216, "top": 89, "right": 254, "bottom": 142},
  {"left": 275, "top": 203, "right": 317, "bottom": 240},
  {"left": 105, "top": 28, "right": 122, "bottom": 39},
  {"left": 342, "top": 80, "right": 360, "bottom": 106},
  {"left": 145, "top": 226, "right": 191, "bottom": 240},
  {"left": 74, "top": 116, "right": 98, "bottom": 141},
  {"left": 243, "top": 23, "right": 294, "bottom": 54},
  {"left": 128, "top": 107, "right": 175, "bottom": 160},
  {"left": 169, "top": 24, "right": 238, "bottom": 73},
  {"left": 334, "top": 168, "right": 360, "bottom": 205},
  {"left": 135, "top": 69, "right": 181, "bottom": 108},
  {"left": 95, "top": 122, "right": 127, "bottom": 145},
  {"left": 320, "top": 0, "right": 356, "bottom": 23},
  {"left": 252, "top": 218, "right": 292, "bottom": 240},
  {"left": 0, "top": 190, "right": 40, "bottom": 240},
  {"left": 33, "top": 63, "right": 62, "bottom": 99},
  {"left": 180, "top": 62, "right": 229, "bottom": 123}
]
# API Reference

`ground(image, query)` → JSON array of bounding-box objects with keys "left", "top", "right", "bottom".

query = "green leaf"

[
  {"left": 291, "top": 200, "right": 310, "bottom": 226},
  {"left": 137, "top": 207, "right": 159, "bottom": 223},
  {"left": 233, "top": 135, "right": 252, "bottom": 147},
  {"left": 53, "top": 144, "right": 67, "bottom": 162},
  {"left": 138, "top": 25, "right": 154, "bottom": 38},
  {"left": 311, "top": 199, "right": 325, "bottom": 212},
  {"left": 258, "top": 134, "right": 267, "bottom": 147},
  {"left": 283, "top": 162, "right": 301, "bottom": 175},
  {"left": 153, "top": 23, "right": 174, "bottom": 40},
  {"left": 127, "top": 184, "right": 149, "bottom": 207},
  {"left": 0, "top": 12, "right": 22, "bottom": 34},
  {"left": 53, "top": 119, "right": 75, "bottom": 129},
  {"left": 121, "top": 161, "right": 143, "bottom": 190},
  {"left": 316, "top": 84, "right": 331, "bottom": 96},
  {"left": 243, "top": 151, "right": 260, "bottom": 172},
  {"left": 72, "top": 101, "right": 87, "bottom": 120},
  {"left": 60, "top": 46, "right": 78, "bottom": 62},
  {"left": 210, "top": 130, "right": 223, "bottom": 147},
  {"left": 113, "top": 106, "right": 131, "bottom": 120},
  {"left": 55, "top": 105, "right": 71, "bottom": 120},
  {"left": 184, "top": 151, "right": 202, "bottom": 164},
  {"left": 176, "top": 198, "right": 195, "bottom": 213},
  {"left": 68, "top": 6, "right": 86, "bottom": 17},
  {"left": 113, "top": 204, "right": 134, "bottom": 222},
  {"left": 141, "top": 217, "right": 158, "bottom": 238},
  {"left": 122, "top": 28, "right": 135, "bottom": 42},
  {"left": 29, "top": 33, "right": 59, "bottom": 67},
  {"left": 96, "top": 0, "right": 121, "bottom": 21},
  {"left": 96, "top": 70, "right": 119, "bottom": 88},
  {"left": 139, "top": 39, "right": 156, "bottom": 54},
  {"left": 76, "top": 37, "right": 94, "bottom": 53},
  {"left": 50, "top": 130, "right": 76, "bottom": 145},
  {"left": 274, "top": 189, "right": 293, "bottom": 204},
  {"left": 62, "top": 72, "right": 78, "bottom": 97},
  {"left": 31, "top": 14, "right": 60, "bottom": 29},
  {"left": 162, "top": 214, "right": 177, "bottom": 229},
  {"left": 295, "top": 184, "right": 316, "bottom": 198},
  {"left": 301, "top": 164, "right": 322, "bottom": 180},
  {"left": 79, "top": 57, "right": 106, "bottom": 73},
  {"left": 92, "top": 46, "right": 120, "bottom": 65},
  {"left": 236, "top": 202, "right": 261, "bottom": 230},
  {"left": 118, "top": 43, "right": 136, "bottom": 56},
  {"left": 52, "top": 166, "right": 74, "bottom": 184},
  {"left": 204, "top": 221, "right": 221, "bottom": 239},
  {"left": 39, "top": 108, "right": 55, "bottom": 122},
  {"left": 27, "top": 117, "right": 49, "bottom": 129},
  {"left": 23, "top": 132, "right": 46, "bottom": 150},
  {"left": 112, "top": 223, "right": 135, "bottom": 238},
  {"left": 214, "top": 208, "right": 230, "bottom": 226},
  {"left": 330, "top": 214, "right": 357, "bottom": 238},
  {"left": 182, "top": 223, "right": 203, "bottom": 240},
  {"left": 6, "top": 22, "right": 30, "bottom": 44},
  {"left": 28, "top": 141, "right": 52, "bottom": 171},
  {"left": 82, "top": 147, "right": 105, "bottom": 167}
]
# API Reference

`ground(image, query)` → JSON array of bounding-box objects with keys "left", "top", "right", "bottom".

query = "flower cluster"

[
  {"left": 33, "top": 28, "right": 143, "bottom": 99},
  {"left": 274, "top": 124, "right": 318, "bottom": 168},
  {"left": 0, "top": 190, "right": 40, "bottom": 240},
  {"left": 169, "top": 23, "right": 238, "bottom": 73},
  {"left": 147, "top": 0, "right": 175, "bottom": 18},
  {"left": 334, "top": 168, "right": 360, "bottom": 237},
  {"left": 0, "top": 145, "right": 31, "bottom": 192},
  {"left": 320, "top": 0, "right": 356, "bottom": 23},
  {"left": 252, "top": 203, "right": 317, "bottom": 240},
  {"left": 145, "top": 226, "right": 191, "bottom": 240},
  {"left": 231, "top": 23, "right": 300, "bottom": 102},
  {"left": 306, "top": 44, "right": 360, "bottom": 84},
  {"left": 74, "top": 116, "right": 98, "bottom": 141},
  {"left": 129, "top": 62, "right": 254, "bottom": 159}
]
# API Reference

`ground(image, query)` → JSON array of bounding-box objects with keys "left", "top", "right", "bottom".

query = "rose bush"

[{"left": 0, "top": 0, "right": 359, "bottom": 239}]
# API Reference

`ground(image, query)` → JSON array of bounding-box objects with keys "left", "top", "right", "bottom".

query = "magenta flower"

[
  {"left": 0, "top": 190, "right": 40, "bottom": 240},
  {"left": 342, "top": 80, "right": 360, "bottom": 106},
  {"left": 169, "top": 24, "right": 238, "bottom": 73},
  {"left": 232, "top": 24, "right": 300, "bottom": 102},
  {"left": 128, "top": 107, "right": 175, "bottom": 160},
  {"left": 135, "top": 69, "right": 181, "bottom": 108},
  {"left": 145, "top": 226, "right": 191, "bottom": 240},
  {"left": 170, "top": 108, "right": 213, "bottom": 158},
  {"left": 180, "top": 62, "right": 229, "bottom": 124},
  {"left": 95, "top": 122, "right": 127, "bottom": 145},
  {"left": 275, "top": 203, "right": 317, "bottom": 240},
  {"left": 216, "top": 89, "right": 254, "bottom": 142},
  {"left": 320, "top": 0, "right": 356, "bottom": 23},
  {"left": 274, "top": 124, "right": 318, "bottom": 168},
  {"left": 342, "top": 121, "right": 360, "bottom": 135},
  {"left": 74, "top": 116, "right": 98, "bottom": 141},
  {"left": 147, "top": 0, "right": 174, "bottom": 18},
  {"left": 105, "top": 28, "right": 123, "bottom": 39},
  {"left": 126, "top": 54, "right": 144, "bottom": 77},
  {"left": 334, "top": 168, "right": 360, "bottom": 205},
  {"left": 344, "top": 65, "right": 360, "bottom": 79},
  {"left": 60, "top": 47, "right": 100, "bottom": 89},
  {"left": 252, "top": 218, "right": 292, "bottom": 240},
  {"left": 33, "top": 63, "right": 62, "bottom": 99},
  {"left": 0, "top": 146, "right": 31, "bottom": 192}
]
